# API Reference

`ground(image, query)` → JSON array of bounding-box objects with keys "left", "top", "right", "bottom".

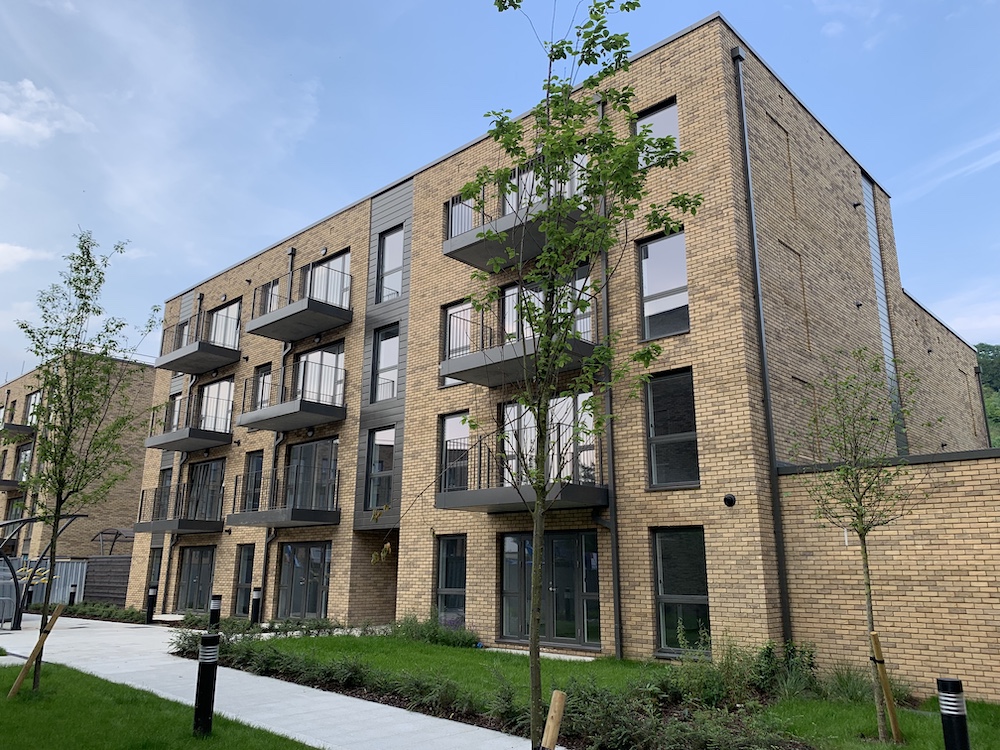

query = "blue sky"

[{"left": 1, "top": 0, "right": 998, "bottom": 377}]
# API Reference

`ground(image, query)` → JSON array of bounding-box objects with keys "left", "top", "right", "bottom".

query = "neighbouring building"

[
  {"left": 1, "top": 362, "right": 155, "bottom": 564},
  {"left": 126, "top": 14, "right": 997, "bottom": 699}
]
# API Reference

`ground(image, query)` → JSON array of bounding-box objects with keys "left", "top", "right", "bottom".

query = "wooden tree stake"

[
  {"left": 540, "top": 689, "right": 567, "bottom": 750},
  {"left": 870, "top": 631, "right": 903, "bottom": 743},
  {"left": 7, "top": 604, "right": 66, "bottom": 698}
]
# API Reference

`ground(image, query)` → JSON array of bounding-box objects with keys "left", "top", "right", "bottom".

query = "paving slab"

[{"left": 1, "top": 615, "right": 537, "bottom": 750}]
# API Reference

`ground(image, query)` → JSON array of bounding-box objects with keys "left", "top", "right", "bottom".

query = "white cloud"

[
  {"left": 0, "top": 243, "right": 56, "bottom": 272},
  {"left": 812, "top": 0, "right": 881, "bottom": 21},
  {"left": 894, "top": 127, "right": 1000, "bottom": 202},
  {"left": 29, "top": 0, "right": 78, "bottom": 14},
  {"left": 821, "top": 20, "right": 846, "bottom": 36},
  {"left": 0, "top": 79, "right": 91, "bottom": 146}
]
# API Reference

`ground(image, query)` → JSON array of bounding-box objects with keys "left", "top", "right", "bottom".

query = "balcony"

[
  {"left": 134, "top": 483, "right": 224, "bottom": 534},
  {"left": 246, "top": 264, "right": 353, "bottom": 342},
  {"left": 155, "top": 309, "right": 241, "bottom": 374},
  {"left": 442, "top": 163, "right": 584, "bottom": 272},
  {"left": 434, "top": 426, "right": 607, "bottom": 514},
  {"left": 439, "top": 309, "right": 596, "bottom": 388},
  {"left": 227, "top": 467, "right": 341, "bottom": 527},
  {"left": 238, "top": 361, "right": 347, "bottom": 432},
  {"left": 0, "top": 477, "right": 21, "bottom": 492},
  {"left": 145, "top": 395, "right": 233, "bottom": 452},
  {"left": 1, "top": 421, "right": 35, "bottom": 440}
]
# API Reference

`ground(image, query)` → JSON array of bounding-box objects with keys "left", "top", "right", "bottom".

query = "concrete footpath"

[{"left": 1, "top": 615, "right": 535, "bottom": 750}]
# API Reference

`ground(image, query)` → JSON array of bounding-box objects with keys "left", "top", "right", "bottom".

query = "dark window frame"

[
  {"left": 653, "top": 526, "right": 710, "bottom": 656},
  {"left": 436, "top": 534, "right": 467, "bottom": 628},
  {"left": 646, "top": 369, "right": 699, "bottom": 488},
  {"left": 365, "top": 426, "right": 395, "bottom": 511},
  {"left": 376, "top": 225, "right": 405, "bottom": 303},
  {"left": 371, "top": 324, "right": 400, "bottom": 403},
  {"left": 639, "top": 231, "right": 689, "bottom": 340},
  {"left": 439, "top": 412, "right": 469, "bottom": 492},
  {"left": 233, "top": 544, "right": 255, "bottom": 618}
]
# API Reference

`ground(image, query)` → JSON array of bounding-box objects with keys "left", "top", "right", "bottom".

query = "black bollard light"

[
  {"left": 208, "top": 594, "right": 222, "bottom": 631},
  {"left": 250, "top": 587, "right": 262, "bottom": 625},
  {"left": 937, "top": 678, "right": 971, "bottom": 750},
  {"left": 146, "top": 584, "right": 158, "bottom": 624},
  {"left": 193, "top": 632, "right": 220, "bottom": 737},
  {"left": 68, "top": 583, "right": 77, "bottom": 606},
  {"left": 24, "top": 584, "right": 33, "bottom": 607}
]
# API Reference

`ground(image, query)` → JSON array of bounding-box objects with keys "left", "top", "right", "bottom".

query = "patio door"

[
  {"left": 177, "top": 546, "right": 215, "bottom": 612},
  {"left": 276, "top": 541, "right": 331, "bottom": 619}
]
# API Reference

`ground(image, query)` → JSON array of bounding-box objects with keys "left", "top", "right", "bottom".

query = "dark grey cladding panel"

[
  {"left": 179, "top": 290, "right": 197, "bottom": 321},
  {"left": 159, "top": 451, "right": 175, "bottom": 470}
]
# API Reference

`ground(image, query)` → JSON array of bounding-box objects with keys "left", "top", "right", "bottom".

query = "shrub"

[
  {"left": 387, "top": 615, "right": 479, "bottom": 648},
  {"left": 27, "top": 601, "right": 147, "bottom": 623}
]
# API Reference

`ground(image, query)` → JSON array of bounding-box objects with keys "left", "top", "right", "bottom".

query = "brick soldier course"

[{"left": 125, "top": 13, "right": 996, "bottom": 700}]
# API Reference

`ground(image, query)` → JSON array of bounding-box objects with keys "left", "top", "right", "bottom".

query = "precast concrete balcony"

[
  {"left": 237, "top": 361, "right": 347, "bottom": 432},
  {"left": 134, "top": 483, "right": 225, "bottom": 534},
  {"left": 246, "top": 263, "right": 352, "bottom": 342},
  {"left": 155, "top": 309, "right": 241, "bottom": 374},
  {"left": 145, "top": 394, "right": 233, "bottom": 452},
  {"left": 227, "top": 468, "right": 341, "bottom": 528}
]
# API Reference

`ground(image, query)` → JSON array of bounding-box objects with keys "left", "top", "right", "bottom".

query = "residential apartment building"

[
  {"left": 127, "top": 13, "right": 992, "bottom": 691},
  {"left": 1, "top": 363, "right": 154, "bottom": 561}
]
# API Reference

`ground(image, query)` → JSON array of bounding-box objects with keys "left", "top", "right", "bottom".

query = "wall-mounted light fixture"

[
  {"left": 724, "top": 493, "right": 736, "bottom": 508},
  {"left": 320, "top": 247, "right": 328, "bottom": 256},
  {"left": 221, "top": 294, "right": 227, "bottom": 302},
  {"left": 306, "top": 428, "right": 315, "bottom": 438}
]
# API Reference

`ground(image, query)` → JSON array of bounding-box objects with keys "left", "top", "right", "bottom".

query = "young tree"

[
  {"left": 2, "top": 230, "right": 156, "bottom": 690},
  {"left": 460, "top": 1, "right": 701, "bottom": 741},
  {"left": 800, "top": 348, "right": 921, "bottom": 742}
]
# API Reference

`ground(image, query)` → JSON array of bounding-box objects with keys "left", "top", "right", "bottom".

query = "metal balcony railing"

[
  {"left": 443, "top": 305, "right": 596, "bottom": 361},
  {"left": 149, "top": 394, "right": 233, "bottom": 438},
  {"left": 241, "top": 361, "right": 346, "bottom": 415},
  {"left": 251, "top": 263, "right": 352, "bottom": 318},
  {"left": 159, "top": 308, "right": 240, "bottom": 357},
  {"left": 444, "top": 193, "right": 484, "bottom": 240},
  {"left": 440, "top": 425, "right": 602, "bottom": 492},
  {"left": 136, "top": 483, "right": 225, "bottom": 524},
  {"left": 231, "top": 467, "right": 340, "bottom": 515}
]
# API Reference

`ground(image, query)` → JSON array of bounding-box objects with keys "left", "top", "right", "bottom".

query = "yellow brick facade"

[{"left": 124, "top": 13, "right": 993, "bottom": 692}]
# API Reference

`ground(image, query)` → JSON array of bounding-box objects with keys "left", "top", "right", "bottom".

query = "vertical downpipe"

[{"left": 732, "top": 46, "right": 792, "bottom": 643}]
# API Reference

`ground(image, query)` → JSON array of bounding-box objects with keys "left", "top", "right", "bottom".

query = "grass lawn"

[
  {"left": 766, "top": 696, "right": 1000, "bottom": 750},
  {"left": 269, "top": 634, "right": 653, "bottom": 704},
  {"left": 1, "top": 663, "right": 314, "bottom": 750}
]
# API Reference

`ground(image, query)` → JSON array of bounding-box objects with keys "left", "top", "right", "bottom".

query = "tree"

[
  {"left": 975, "top": 343, "right": 1000, "bottom": 444},
  {"left": 2, "top": 230, "right": 156, "bottom": 690},
  {"left": 800, "top": 348, "right": 921, "bottom": 742},
  {"left": 461, "top": 1, "right": 701, "bottom": 742}
]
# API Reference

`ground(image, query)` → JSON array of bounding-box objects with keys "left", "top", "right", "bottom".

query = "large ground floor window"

[
  {"left": 177, "top": 546, "right": 215, "bottom": 613},
  {"left": 501, "top": 531, "right": 599, "bottom": 647},
  {"left": 436, "top": 535, "right": 466, "bottom": 628},
  {"left": 276, "top": 541, "right": 331, "bottom": 619},
  {"left": 654, "top": 527, "right": 710, "bottom": 654}
]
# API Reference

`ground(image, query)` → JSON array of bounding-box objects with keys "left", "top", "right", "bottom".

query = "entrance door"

[
  {"left": 177, "top": 546, "right": 215, "bottom": 612},
  {"left": 276, "top": 542, "right": 331, "bottom": 619},
  {"left": 501, "top": 532, "right": 599, "bottom": 647}
]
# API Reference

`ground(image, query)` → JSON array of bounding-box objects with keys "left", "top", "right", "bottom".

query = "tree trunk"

[
  {"left": 528, "top": 497, "right": 545, "bottom": 747},
  {"left": 858, "top": 532, "right": 888, "bottom": 742},
  {"left": 32, "top": 499, "right": 62, "bottom": 691}
]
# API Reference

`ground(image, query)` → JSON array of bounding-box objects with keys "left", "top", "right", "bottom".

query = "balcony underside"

[
  {"left": 442, "top": 206, "right": 582, "bottom": 271},
  {"left": 237, "top": 400, "right": 346, "bottom": 432},
  {"left": 145, "top": 427, "right": 232, "bottom": 452},
  {"left": 227, "top": 507, "right": 342, "bottom": 528},
  {"left": 154, "top": 341, "right": 241, "bottom": 374},
  {"left": 246, "top": 298, "right": 353, "bottom": 342},
  {"left": 435, "top": 482, "right": 608, "bottom": 514},
  {"left": 0, "top": 479, "right": 21, "bottom": 492},
  {"left": 2, "top": 422, "right": 35, "bottom": 438},
  {"left": 439, "top": 337, "right": 595, "bottom": 388},
  {"left": 133, "top": 518, "right": 224, "bottom": 534}
]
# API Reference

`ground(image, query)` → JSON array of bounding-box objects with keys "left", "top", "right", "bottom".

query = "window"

[
  {"left": 502, "top": 532, "right": 599, "bottom": 646},
  {"left": 655, "top": 527, "right": 710, "bottom": 653},
  {"left": 637, "top": 101, "right": 679, "bottom": 143},
  {"left": 286, "top": 438, "right": 338, "bottom": 511},
  {"left": 277, "top": 542, "right": 330, "bottom": 619},
  {"left": 258, "top": 277, "right": 282, "bottom": 316},
  {"left": 372, "top": 325, "right": 399, "bottom": 402},
  {"left": 296, "top": 344, "right": 345, "bottom": 405},
  {"left": 177, "top": 546, "right": 215, "bottom": 613},
  {"left": 186, "top": 459, "right": 224, "bottom": 521},
  {"left": 152, "top": 468, "right": 173, "bottom": 520},
  {"left": 147, "top": 547, "right": 163, "bottom": 588},
  {"left": 503, "top": 161, "right": 537, "bottom": 215},
  {"left": 240, "top": 451, "right": 264, "bottom": 512},
  {"left": 233, "top": 544, "right": 255, "bottom": 618},
  {"left": 443, "top": 301, "right": 472, "bottom": 359},
  {"left": 366, "top": 427, "right": 395, "bottom": 511},
  {"left": 207, "top": 300, "right": 240, "bottom": 349},
  {"left": 251, "top": 365, "right": 272, "bottom": 411},
  {"left": 24, "top": 391, "right": 41, "bottom": 426},
  {"left": 306, "top": 250, "right": 351, "bottom": 308},
  {"left": 377, "top": 226, "right": 404, "bottom": 302},
  {"left": 0, "top": 404, "right": 6, "bottom": 424},
  {"left": 502, "top": 393, "right": 596, "bottom": 486},
  {"left": 640, "top": 233, "right": 689, "bottom": 339},
  {"left": 437, "top": 535, "right": 467, "bottom": 628},
  {"left": 501, "top": 285, "right": 542, "bottom": 341},
  {"left": 13, "top": 444, "right": 32, "bottom": 482},
  {"left": 165, "top": 394, "right": 182, "bottom": 432},
  {"left": 440, "top": 413, "right": 469, "bottom": 492},
  {"left": 647, "top": 370, "right": 699, "bottom": 486},
  {"left": 446, "top": 195, "right": 475, "bottom": 239},
  {"left": 197, "top": 379, "right": 233, "bottom": 433}
]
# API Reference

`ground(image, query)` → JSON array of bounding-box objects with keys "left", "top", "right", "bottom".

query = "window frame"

[
  {"left": 371, "top": 324, "right": 400, "bottom": 403},
  {"left": 653, "top": 526, "right": 710, "bottom": 656},
  {"left": 440, "top": 412, "right": 469, "bottom": 492},
  {"left": 436, "top": 534, "right": 467, "bottom": 628},
  {"left": 197, "top": 378, "right": 234, "bottom": 433},
  {"left": 24, "top": 391, "right": 41, "bottom": 426},
  {"left": 646, "top": 369, "right": 700, "bottom": 488},
  {"left": 376, "top": 226, "right": 404, "bottom": 303},
  {"left": 635, "top": 99, "right": 679, "bottom": 145},
  {"left": 365, "top": 426, "right": 395, "bottom": 511},
  {"left": 639, "top": 232, "right": 689, "bottom": 340},
  {"left": 207, "top": 299, "right": 241, "bottom": 349},
  {"left": 233, "top": 544, "right": 255, "bottom": 618}
]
